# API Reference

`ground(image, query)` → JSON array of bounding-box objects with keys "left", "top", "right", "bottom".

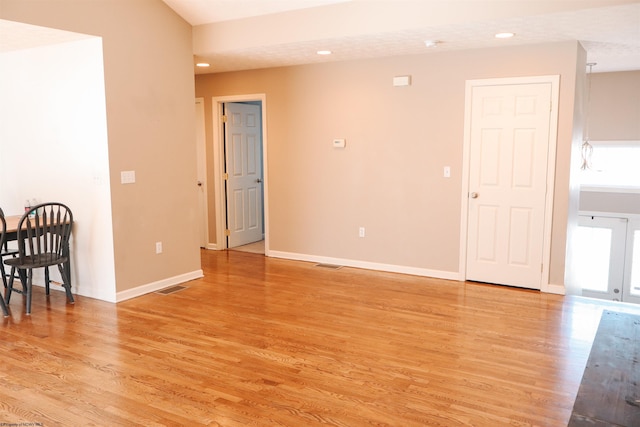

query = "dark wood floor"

[
  {"left": 569, "top": 310, "right": 640, "bottom": 426},
  {"left": 2, "top": 249, "right": 640, "bottom": 426}
]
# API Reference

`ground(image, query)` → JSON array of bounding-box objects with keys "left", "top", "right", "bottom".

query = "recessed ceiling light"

[
  {"left": 424, "top": 40, "right": 439, "bottom": 48},
  {"left": 317, "top": 50, "right": 332, "bottom": 55},
  {"left": 495, "top": 32, "right": 515, "bottom": 39},
  {"left": 196, "top": 62, "right": 210, "bottom": 67}
]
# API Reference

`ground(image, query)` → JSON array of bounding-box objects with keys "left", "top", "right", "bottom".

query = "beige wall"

[
  {"left": 196, "top": 41, "right": 583, "bottom": 288},
  {"left": 1, "top": 0, "right": 202, "bottom": 295},
  {"left": 589, "top": 70, "right": 640, "bottom": 140}
]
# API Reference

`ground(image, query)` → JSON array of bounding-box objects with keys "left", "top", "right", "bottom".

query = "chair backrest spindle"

[{"left": 16, "top": 203, "right": 73, "bottom": 263}]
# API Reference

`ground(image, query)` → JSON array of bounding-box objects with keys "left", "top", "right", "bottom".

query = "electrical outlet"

[
  {"left": 359, "top": 227, "right": 365, "bottom": 238},
  {"left": 155, "top": 241, "right": 163, "bottom": 254},
  {"left": 444, "top": 166, "right": 451, "bottom": 178}
]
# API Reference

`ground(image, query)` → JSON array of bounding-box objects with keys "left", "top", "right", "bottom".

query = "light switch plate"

[
  {"left": 333, "top": 138, "right": 346, "bottom": 148},
  {"left": 121, "top": 170, "right": 136, "bottom": 184},
  {"left": 393, "top": 75, "right": 411, "bottom": 86}
]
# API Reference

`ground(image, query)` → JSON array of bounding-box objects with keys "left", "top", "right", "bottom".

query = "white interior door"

[
  {"left": 466, "top": 82, "right": 553, "bottom": 289},
  {"left": 224, "top": 102, "right": 263, "bottom": 248}
]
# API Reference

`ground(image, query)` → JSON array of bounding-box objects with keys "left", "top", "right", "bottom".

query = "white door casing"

[
  {"left": 625, "top": 218, "right": 640, "bottom": 304},
  {"left": 461, "top": 76, "right": 560, "bottom": 290},
  {"left": 195, "top": 98, "right": 209, "bottom": 248},
  {"left": 224, "top": 102, "right": 264, "bottom": 248},
  {"left": 211, "top": 94, "right": 269, "bottom": 253}
]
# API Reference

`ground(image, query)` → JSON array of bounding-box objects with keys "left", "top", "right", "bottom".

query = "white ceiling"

[
  {"left": 1, "top": 1, "right": 638, "bottom": 75},
  {"left": 0, "top": 19, "right": 95, "bottom": 53},
  {"left": 164, "top": 0, "right": 640, "bottom": 74},
  {"left": 161, "top": 0, "right": 351, "bottom": 25}
]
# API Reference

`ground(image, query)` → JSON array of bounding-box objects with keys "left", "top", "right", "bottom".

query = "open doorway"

[
  {"left": 0, "top": 20, "right": 117, "bottom": 302},
  {"left": 223, "top": 101, "right": 264, "bottom": 249},
  {"left": 212, "top": 94, "right": 269, "bottom": 255}
]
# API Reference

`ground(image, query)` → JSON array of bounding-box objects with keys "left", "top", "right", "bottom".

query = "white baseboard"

[
  {"left": 541, "top": 283, "right": 566, "bottom": 295},
  {"left": 25, "top": 280, "right": 116, "bottom": 303},
  {"left": 115, "top": 269, "right": 204, "bottom": 302},
  {"left": 267, "top": 251, "right": 567, "bottom": 295},
  {"left": 268, "top": 250, "right": 461, "bottom": 281},
  {"left": 205, "top": 243, "right": 218, "bottom": 250}
]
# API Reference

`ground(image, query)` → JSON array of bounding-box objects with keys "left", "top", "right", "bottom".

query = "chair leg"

[
  {"left": 0, "top": 281, "right": 7, "bottom": 317},
  {"left": 5, "top": 268, "right": 16, "bottom": 303},
  {"left": 6, "top": 268, "right": 27, "bottom": 304},
  {"left": 57, "top": 263, "right": 75, "bottom": 304},
  {"left": 45, "top": 266, "right": 50, "bottom": 296},
  {"left": 25, "top": 269, "right": 33, "bottom": 316},
  {"left": 19, "top": 269, "right": 27, "bottom": 293},
  {"left": 0, "top": 296, "right": 7, "bottom": 317},
  {"left": 0, "top": 262, "right": 7, "bottom": 290}
]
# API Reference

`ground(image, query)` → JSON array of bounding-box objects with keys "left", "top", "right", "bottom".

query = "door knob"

[
  {"left": 256, "top": 178, "right": 263, "bottom": 183},
  {"left": 470, "top": 192, "right": 479, "bottom": 198},
  {"left": 197, "top": 181, "right": 203, "bottom": 187}
]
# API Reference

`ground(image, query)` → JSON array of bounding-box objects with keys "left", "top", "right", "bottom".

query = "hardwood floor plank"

[{"left": 2, "top": 249, "right": 640, "bottom": 426}]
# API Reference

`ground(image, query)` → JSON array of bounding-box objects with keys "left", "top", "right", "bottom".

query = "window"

[{"left": 580, "top": 141, "right": 640, "bottom": 192}]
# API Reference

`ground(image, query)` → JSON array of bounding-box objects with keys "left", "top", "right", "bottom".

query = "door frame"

[
  {"left": 458, "top": 75, "right": 560, "bottom": 292},
  {"left": 624, "top": 215, "right": 640, "bottom": 304},
  {"left": 195, "top": 98, "right": 209, "bottom": 248},
  {"left": 212, "top": 94, "right": 269, "bottom": 253}
]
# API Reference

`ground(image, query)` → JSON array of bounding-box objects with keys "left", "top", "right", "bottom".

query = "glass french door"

[{"left": 575, "top": 215, "right": 640, "bottom": 304}]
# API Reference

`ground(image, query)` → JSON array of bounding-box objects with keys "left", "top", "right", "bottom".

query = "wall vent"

[
  {"left": 315, "top": 263, "right": 343, "bottom": 270},
  {"left": 155, "top": 285, "right": 187, "bottom": 295}
]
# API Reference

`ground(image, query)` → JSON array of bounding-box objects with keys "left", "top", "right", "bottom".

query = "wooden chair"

[
  {"left": 0, "top": 207, "right": 19, "bottom": 293},
  {"left": 4, "top": 203, "right": 74, "bottom": 315},
  {"left": 0, "top": 212, "right": 12, "bottom": 317}
]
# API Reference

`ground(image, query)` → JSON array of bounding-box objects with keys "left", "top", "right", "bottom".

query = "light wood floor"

[{"left": 2, "top": 250, "right": 639, "bottom": 426}]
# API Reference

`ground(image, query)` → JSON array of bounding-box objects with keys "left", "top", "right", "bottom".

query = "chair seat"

[{"left": 4, "top": 253, "right": 69, "bottom": 269}]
